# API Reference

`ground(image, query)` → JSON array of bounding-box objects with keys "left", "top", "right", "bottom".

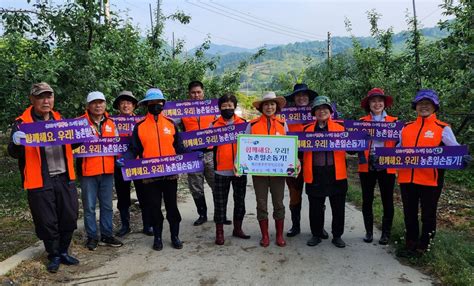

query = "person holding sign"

[
  {"left": 181, "top": 81, "right": 218, "bottom": 226},
  {"left": 246, "top": 92, "right": 289, "bottom": 247},
  {"left": 77, "top": 91, "right": 123, "bottom": 251},
  {"left": 121, "top": 88, "right": 186, "bottom": 251},
  {"left": 8, "top": 82, "right": 79, "bottom": 273},
  {"left": 302, "top": 96, "right": 348, "bottom": 248},
  {"left": 284, "top": 83, "right": 329, "bottom": 239},
  {"left": 112, "top": 91, "right": 151, "bottom": 237},
  {"left": 209, "top": 93, "right": 250, "bottom": 245},
  {"left": 398, "top": 89, "right": 467, "bottom": 255},
  {"left": 358, "top": 88, "right": 397, "bottom": 245}
]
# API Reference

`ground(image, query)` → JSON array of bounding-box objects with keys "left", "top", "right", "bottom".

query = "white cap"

[{"left": 86, "top": 91, "right": 106, "bottom": 103}]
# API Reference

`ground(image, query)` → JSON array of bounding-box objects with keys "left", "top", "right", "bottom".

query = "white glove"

[{"left": 12, "top": 131, "right": 26, "bottom": 145}]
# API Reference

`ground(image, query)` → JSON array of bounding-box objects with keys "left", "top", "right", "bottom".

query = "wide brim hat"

[
  {"left": 285, "top": 83, "right": 318, "bottom": 102},
  {"left": 360, "top": 88, "right": 393, "bottom": 111},
  {"left": 138, "top": 88, "right": 166, "bottom": 106},
  {"left": 252, "top": 92, "right": 286, "bottom": 110},
  {"left": 411, "top": 89, "right": 440, "bottom": 111},
  {"left": 113, "top": 91, "right": 138, "bottom": 109},
  {"left": 311, "top": 95, "right": 333, "bottom": 115}
]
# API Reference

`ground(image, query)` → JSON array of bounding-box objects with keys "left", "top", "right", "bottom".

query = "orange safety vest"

[
  {"left": 16, "top": 106, "right": 76, "bottom": 190},
  {"left": 398, "top": 113, "right": 449, "bottom": 187},
  {"left": 358, "top": 114, "right": 398, "bottom": 174},
  {"left": 249, "top": 114, "right": 286, "bottom": 135},
  {"left": 137, "top": 113, "right": 177, "bottom": 158},
  {"left": 80, "top": 112, "right": 117, "bottom": 176},
  {"left": 303, "top": 118, "right": 347, "bottom": 184},
  {"left": 288, "top": 123, "right": 305, "bottom": 132},
  {"left": 182, "top": 115, "right": 216, "bottom": 131},
  {"left": 212, "top": 115, "right": 246, "bottom": 171}
]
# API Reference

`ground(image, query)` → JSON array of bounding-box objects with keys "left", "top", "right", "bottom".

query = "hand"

[
  {"left": 462, "top": 155, "right": 472, "bottom": 168},
  {"left": 295, "top": 159, "right": 301, "bottom": 177},
  {"left": 233, "top": 162, "right": 241, "bottom": 177},
  {"left": 116, "top": 158, "right": 125, "bottom": 168},
  {"left": 12, "top": 131, "right": 26, "bottom": 145}
]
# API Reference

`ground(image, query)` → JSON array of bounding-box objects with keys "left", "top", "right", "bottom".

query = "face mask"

[
  {"left": 148, "top": 104, "right": 163, "bottom": 115},
  {"left": 221, "top": 109, "right": 235, "bottom": 119}
]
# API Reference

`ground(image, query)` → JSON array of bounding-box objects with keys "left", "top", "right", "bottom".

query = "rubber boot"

[
  {"left": 152, "top": 226, "right": 163, "bottom": 251},
  {"left": 44, "top": 239, "right": 61, "bottom": 273},
  {"left": 232, "top": 220, "right": 250, "bottom": 239},
  {"left": 215, "top": 224, "right": 224, "bottom": 245},
  {"left": 258, "top": 219, "right": 270, "bottom": 247},
  {"left": 116, "top": 208, "right": 131, "bottom": 237},
  {"left": 275, "top": 219, "right": 286, "bottom": 247},
  {"left": 193, "top": 196, "right": 208, "bottom": 226},
  {"left": 287, "top": 204, "right": 301, "bottom": 237},
  {"left": 379, "top": 231, "right": 390, "bottom": 245},
  {"left": 59, "top": 232, "right": 79, "bottom": 265},
  {"left": 141, "top": 207, "right": 153, "bottom": 236},
  {"left": 170, "top": 224, "right": 183, "bottom": 249},
  {"left": 363, "top": 210, "right": 374, "bottom": 243}
]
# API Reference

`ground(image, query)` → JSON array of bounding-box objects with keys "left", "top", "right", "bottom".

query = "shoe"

[
  {"left": 379, "top": 232, "right": 390, "bottom": 245},
  {"left": 320, "top": 229, "right": 329, "bottom": 239},
  {"left": 232, "top": 220, "right": 250, "bottom": 239},
  {"left": 286, "top": 225, "right": 300, "bottom": 237},
  {"left": 86, "top": 238, "right": 98, "bottom": 251},
  {"left": 47, "top": 256, "right": 61, "bottom": 273},
  {"left": 287, "top": 204, "right": 301, "bottom": 237},
  {"left": 170, "top": 224, "right": 183, "bottom": 249},
  {"left": 193, "top": 215, "right": 207, "bottom": 226},
  {"left": 224, "top": 219, "right": 232, "bottom": 225},
  {"left": 99, "top": 236, "right": 123, "bottom": 247},
  {"left": 215, "top": 224, "right": 225, "bottom": 245},
  {"left": 331, "top": 237, "right": 346, "bottom": 248},
  {"left": 59, "top": 253, "right": 79, "bottom": 265},
  {"left": 307, "top": 236, "right": 322, "bottom": 247},
  {"left": 152, "top": 227, "right": 163, "bottom": 251},
  {"left": 275, "top": 219, "right": 286, "bottom": 247},
  {"left": 363, "top": 232, "right": 373, "bottom": 243},
  {"left": 258, "top": 219, "right": 270, "bottom": 247},
  {"left": 142, "top": 227, "right": 154, "bottom": 236},
  {"left": 116, "top": 226, "right": 131, "bottom": 237},
  {"left": 116, "top": 208, "right": 131, "bottom": 237}
]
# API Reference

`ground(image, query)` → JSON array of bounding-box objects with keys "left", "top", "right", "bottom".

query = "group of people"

[{"left": 8, "top": 80, "right": 467, "bottom": 274}]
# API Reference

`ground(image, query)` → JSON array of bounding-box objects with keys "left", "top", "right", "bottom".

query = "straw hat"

[{"left": 252, "top": 91, "right": 286, "bottom": 110}]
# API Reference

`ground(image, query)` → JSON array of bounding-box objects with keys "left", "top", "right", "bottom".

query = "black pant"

[
  {"left": 400, "top": 183, "right": 442, "bottom": 249},
  {"left": 142, "top": 179, "right": 182, "bottom": 228},
  {"left": 114, "top": 167, "right": 146, "bottom": 211},
  {"left": 359, "top": 170, "right": 395, "bottom": 233},
  {"left": 308, "top": 192, "right": 346, "bottom": 238},
  {"left": 27, "top": 174, "right": 79, "bottom": 241}
]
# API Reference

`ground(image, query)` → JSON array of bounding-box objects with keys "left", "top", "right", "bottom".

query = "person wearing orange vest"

[
  {"left": 357, "top": 88, "right": 398, "bottom": 245},
  {"left": 179, "top": 81, "right": 219, "bottom": 226},
  {"left": 8, "top": 82, "right": 79, "bottom": 273},
  {"left": 284, "top": 83, "right": 329, "bottom": 240},
  {"left": 112, "top": 91, "right": 151, "bottom": 237},
  {"left": 121, "top": 88, "right": 186, "bottom": 251},
  {"left": 398, "top": 89, "right": 467, "bottom": 254},
  {"left": 247, "top": 92, "right": 289, "bottom": 247},
  {"left": 77, "top": 91, "right": 123, "bottom": 251},
  {"left": 302, "top": 96, "right": 348, "bottom": 248},
  {"left": 210, "top": 93, "right": 250, "bottom": 245}
]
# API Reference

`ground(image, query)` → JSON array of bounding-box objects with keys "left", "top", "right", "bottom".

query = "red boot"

[
  {"left": 258, "top": 219, "right": 270, "bottom": 247},
  {"left": 232, "top": 220, "right": 250, "bottom": 239},
  {"left": 215, "top": 224, "right": 224, "bottom": 245},
  {"left": 275, "top": 219, "right": 286, "bottom": 247}
]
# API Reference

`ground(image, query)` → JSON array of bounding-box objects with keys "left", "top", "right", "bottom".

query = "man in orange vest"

[
  {"left": 8, "top": 82, "right": 79, "bottom": 273},
  {"left": 179, "top": 81, "right": 222, "bottom": 226},
  {"left": 77, "top": 91, "right": 123, "bottom": 251}
]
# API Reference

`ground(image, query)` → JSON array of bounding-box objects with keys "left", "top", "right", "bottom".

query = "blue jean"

[{"left": 80, "top": 174, "right": 114, "bottom": 239}]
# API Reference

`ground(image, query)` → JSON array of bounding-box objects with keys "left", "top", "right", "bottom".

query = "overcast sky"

[{"left": 2, "top": 0, "right": 451, "bottom": 49}]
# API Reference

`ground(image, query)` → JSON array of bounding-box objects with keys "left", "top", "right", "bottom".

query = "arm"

[
  {"left": 122, "top": 124, "right": 143, "bottom": 160},
  {"left": 442, "top": 126, "right": 460, "bottom": 146},
  {"left": 7, "top": 121, "right": 25, "bottom": 159},
  {"left": 173, "top": 121, "right": 188, "bottom": 154}
]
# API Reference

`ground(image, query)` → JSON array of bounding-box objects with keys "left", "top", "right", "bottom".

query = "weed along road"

[{"left": 58, "top": 180, "right": 433, "bottom": 286}]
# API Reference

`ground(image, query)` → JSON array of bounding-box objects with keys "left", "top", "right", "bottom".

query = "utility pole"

[
  {"left": 104, "top": 0, "right": 111, "bottom": 23},
  {"left": 412, "top": 0, "right": 421, "bottom": 90},
  {"left": 156, "top": 0, "right": 161, "bottom": 29},
  {"left": 172, "top": 32, "right": 175, "bottom": 59},
  {"left": 149, "top": 3, "right": 154, "bottom": 35},
  {"left": 327, "top": 31, "right": 332, "bottom": 64}
]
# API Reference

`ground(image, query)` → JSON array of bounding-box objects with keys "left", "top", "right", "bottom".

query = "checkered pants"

[{"left": 213, "top": 174, "right": 247, "bottom": 224}]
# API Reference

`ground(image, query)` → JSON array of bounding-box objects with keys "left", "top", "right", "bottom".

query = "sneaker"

[
  {"left": 99, "top": 236, "right": 123, "bottom": 247},
  {"left": 86, "top": 238, "right": 98, "bottom": 251}
]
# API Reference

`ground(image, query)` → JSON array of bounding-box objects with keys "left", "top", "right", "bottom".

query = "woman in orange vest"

[
  {"left": 246, "top": 92, "right": 288, "bottom": 247},
  {"left": 398, "top": 89, "right": 466, "bottom": 254},
  {"left": 211, "top": 93, "right": 250, "bottom": 245},
  {"left": 358, "top": 88, "right": 397, "bottom": 245},
  {"left": 121, "top": 88, "right": 186, "bottom": 251},
  {"left": 8, "top": 82, "right": 79, "bottom": 273},
  {"left": 302, "top": 96, "right": 348, "bottom": 248}
]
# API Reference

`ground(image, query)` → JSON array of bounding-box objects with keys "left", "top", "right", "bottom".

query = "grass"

[{"left": 346, "top": 183, "right": 474, "bottom": 286}]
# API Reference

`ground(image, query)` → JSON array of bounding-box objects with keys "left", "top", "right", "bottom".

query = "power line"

[
  {"left": 185, "top": 0, "right": 316, "bottom": 41},
  {"left": 208, "top": 0, "right": 326, "bottom": 39}
]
